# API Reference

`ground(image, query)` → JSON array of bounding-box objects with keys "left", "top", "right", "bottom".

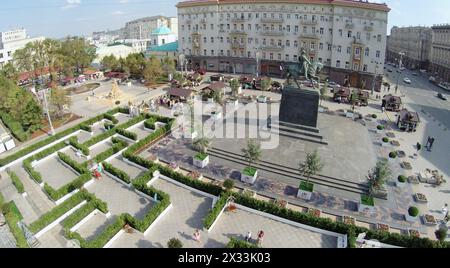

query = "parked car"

[
  {"left": 420, "top": 69, "right": 427, "bottom": 74},
  {"left": 412, "top": 73, "right": 418, "bottom": 76},
  {"left": 403, "top": 78, "right": 412, "bottom": 84},
  {"left": 399, "top": 67, "right": 406, "bottom": 71},
  {"left": 387, "top": 69, "right": 393, "bottom": 73},
  {"left": 437, "top": 93, "right": 448, "bottom": 100},
  {"left": 438, "top": 82, "right": 450, "bottom": 91}
]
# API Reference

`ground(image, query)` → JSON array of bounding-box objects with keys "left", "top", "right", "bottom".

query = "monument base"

[{"left": 271, "top": 121, "right": 327, "bottom": 145}]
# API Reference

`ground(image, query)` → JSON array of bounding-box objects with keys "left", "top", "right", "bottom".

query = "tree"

[
  {"left": 350, "top": 90, "right": 359, "bottom": 111},
  {"left": 261, "top": 78, "right": 271, "bottom": 92},
  {"left": 143, "top": 56, "right": 163, "bottom": 86},
  {"left": 368, "top": 158, "right": 391, "bottom": 196},
  {"left": 124, "top": 53, "right": 146, "bottom": 77},
  {"left": 223, "top": 179, "right": 235, "bottom": 191},
  {"left": 0, "top": 62, "right": 19, "bottom": 82},
  {"left": 60, "top": 37, "right": 96, "bottom": 74},
  {"left": 193, "top": 137, "right": 211, "bottom": 154},
  {"left": 229, "top": 78, "right": 240, "bottom": 97},
  {"left": 101, "top": 55, "right": 119, "bottom": 72},
  {"left": 50, "top": 88, "right": 72, "bottom": 119},
  {"left": 241, "top": 139, "right": 262, "bottom": 169},
  {"left": 162, "top": 56, "right": 176, "bottom": 76},
  {"left": 299, "top": 150, "right": 324, "bottom": 183},
  {"left": 167, "top": 238, "right": 183, "bottom": 248}
]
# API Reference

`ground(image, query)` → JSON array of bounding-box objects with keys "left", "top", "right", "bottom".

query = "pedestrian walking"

[
  {"left": 425, "top": 136, "right": 431, "bottom": 149},
  {"left": 245, "top": 231, "right": 252, "bottom": 242},
  {"left": 442, "top": 204, "right": 448, "bottom": 217},
  {"left": 416, "top": 142, "right": 422, "bottom": 154},
  {"left": 428, "top": 137, "right": 435, "bottom": 151},
  {"left": 193, "top": 229, "right": 201, "bottom": 242},
  {"left": 257, "top": 230, "right": 264, "bottom": 246}
]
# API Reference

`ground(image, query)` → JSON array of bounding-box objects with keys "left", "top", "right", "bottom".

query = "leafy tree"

[
  {"left": 229, "top": 78, "right": 240, "bottom": 97},
  {"left": 0, "top": 62, "right": 19, "bottom": 82},
  {"left": 193, "top": 137, "right": 211, "bottom": 154},
  {"left": 101, "top": 55, "right": 119, "bottom": 72},
  {"left": 223, "top": 179, "right": 235, "bottom": 191},
  {"left": 350, "top": 90, "right": 359, "bottom": 111},
  {"left": 124, "top": 53, "right": 146, "bottom": 77},
  {"left": 50, "top": 88, "right": 72, "bottom": 119},
  {"left": 60, "top": 37, "right": 96, "bottom": 74},
  {"left": 162, "top": 56, "right": 176, "bottom": 76},
  {"left": 241, "top": 139, "right": 262, "bottom": 169},
  {"left": 261, "top": 78, "right": 271, "bottom": 92},
  {"left": 167, "top": 238, "right": 183, "bottom": 248},
  {"left": 299, "top": 150, "right": 324, "bottom": 183},
  {"left": 143, "top": 56, "right": 163, "bottom": 86},
  {"left": 368, "top": 158, "right": 391, "bottom": 196}
]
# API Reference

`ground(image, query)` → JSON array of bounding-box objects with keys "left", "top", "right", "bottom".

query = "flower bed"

[
  {"left": 401, "top": 162, "right": 412, "bottom": 170},
  {"left": 376, "top": 223, "right": 390, "bottom": 232},
  {"left": 307, "top": 208, "right": 321, "bottom": 218},
  {"left": 422, "top": 214, "right": 437, "bottom": 226},
  {"left": 243, "top": 167, "right": 257, "bottom": 177},
  {"left": 408, "top": 229, "right": 420, "bottom": 238},
  {"left": 343, "top": 216, "right": 355, "bottom": 225},
  {"left": 414, "top": 193, "right": 428, "bottom": 203}
]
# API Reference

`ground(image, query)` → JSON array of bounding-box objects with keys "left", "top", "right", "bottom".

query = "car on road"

[
  {"left": 396, "top": 70, "right": 402, "bottom": 74},
  {"left": 420, "top": 69, "right": 427, "bottom": 74},
  {"left": 437, "top": 93, "right": 448, "bottom": 100},
  {"left": 387, "top": 69, "right": 393, "bottom": 72},
  {"left": 403, "top": 78, "right": 412, "bottom": 84},
  {"left": 399, "top": 67, "right": 406, "bottom": 71},
  {"left": 412, "top": 72, "right": 418, "bottom": 76}
]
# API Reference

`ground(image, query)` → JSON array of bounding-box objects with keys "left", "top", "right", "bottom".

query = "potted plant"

[
  {"left": 376, "top": 125, "right": 385, "bottom": 134},
  {"left": 406, "top": 206, "right": 419, "bottom": 223},
  {"left": 229, "top": 78, "right": 241, "bottom": 97},
  {"left": 381, "top": 137, "right": 389, "bottom": 147},
  {"left": 192, "top": 137, "right": 211, "bottom": 168},
  {"left": 298, "top": 150, "right": 324, "bottom": 200},
  {"left": 396, "top": 175, "right": 407, "bottom": 187},
  {"left": 240, "top": 139, "right": 261, "bottom": 184},
  {"left": 359, "top": 194, "right": 375, "bottom": 213},
  {"left": 389, "top": 151, "right": 398, "bottom": 160}
]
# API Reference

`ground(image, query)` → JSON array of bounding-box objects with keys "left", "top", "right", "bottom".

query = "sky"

[{"left": 0, "top": 0, "right": 449, "bottom": 38}]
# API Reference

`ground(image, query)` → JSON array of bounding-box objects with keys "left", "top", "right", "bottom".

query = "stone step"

[
  {"left": 208, "top": 148, "right": 368, "bottom": 195},
  {"left": 278, "top": 121, "right": 320, "bottom": 133},
  {"left": 264, "top": 127, "right": 328, "bottom": 145},
  {"left": 272, "top": 124, "right": 324, "bottom": 140}
]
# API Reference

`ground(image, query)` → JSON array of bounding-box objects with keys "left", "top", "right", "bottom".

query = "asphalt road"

[{"left": 384, "top": 65, "right": 450, "bottom": 130}]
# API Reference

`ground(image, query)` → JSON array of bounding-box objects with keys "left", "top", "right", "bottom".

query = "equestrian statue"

[{"left": 286, "top": 48, "right": 324, "bottom": 89}]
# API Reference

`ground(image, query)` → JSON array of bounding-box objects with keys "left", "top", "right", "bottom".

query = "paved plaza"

[
  {"left": 106, "top": 157, "right": 146, "bottom": 181},
  {"left": 126, "top": 124, "right": 154, "bottom": 140},
  {"left": 34, "top": 156, "right": 79, "bottom": 189}
]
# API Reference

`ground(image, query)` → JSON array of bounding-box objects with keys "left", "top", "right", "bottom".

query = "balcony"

[
  {"left": 219, "top": 29, "right": 226, "bottom": 33},
  {"left": 302, "top": 20, "right": 318, "bottom": 26},
  {"left": 231, "top": 17, "right": 247, "bottom": 22},
  {"left": 261, "top": 45, "right": 285, "bottom": 51},
  {"left": 299, "top": 33, "right": 320, "bottom": 40},
  {"left": 230, "top": 30, "right": 247, "bottom": 35},
  {"left": 364, "top": 26, "right": 374, "bottom": 31},
  {"left": 260, "top": 30, "right": 284, "bottom": 36},
  {"left": 345, "top": 23, "right": 354, "bottom": 29},
  {"left": 231, "top": 42, "right": 246, "bottom": 50},
  {"left": 260, "top": 18, "right": 284, "bottom": 23}
]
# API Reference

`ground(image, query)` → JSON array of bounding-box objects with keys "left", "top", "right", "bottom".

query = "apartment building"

[
  {"left": 431, "top": 24, "right": 450, "bottom": 82},
  {"left": 0, "top": 28, "right": 45, "bottom": 68}
]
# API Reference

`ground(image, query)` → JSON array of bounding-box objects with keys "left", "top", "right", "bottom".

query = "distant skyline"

[{"left": 0, "top": 0, "right": 450, "bottom": 38}]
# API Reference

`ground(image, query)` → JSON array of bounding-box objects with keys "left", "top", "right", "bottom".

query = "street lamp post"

[
  {"left": 41, "top": 88, "right": 55, "bottom": 136},
  {"left": 395, "top": 52, "right": 406, "bottom": 93},
  {"left": 371, "top": 61, "right": 380, "bottom": 95}
]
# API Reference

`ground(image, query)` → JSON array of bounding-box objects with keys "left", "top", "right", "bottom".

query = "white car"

[
  {"left": 403, "top": 78, "right": 412, "bottom": 84},
  {"left": 399, "top": 67, "right": 406, "bottom": 71}
]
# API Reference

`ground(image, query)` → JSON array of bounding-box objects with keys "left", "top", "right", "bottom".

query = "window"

[
  {"left": 339, "top": 29, "right": 343, "bottom": 37},
  {"left": 310, "top": 43, "right": 315, "bottom": 50},
  {"left": 357, "top": 32, "right": 361, "bottom": 40},
  {"left": 355, "top": 47, "right": 361, "bottom": 56},
  {"left": 220, "top": 37, "right": 224, "bottom": 43},
  {"left": 248, "top": 24, "right": 252, "bottom": 31},
  {"left": 182, "top": 25, "right": 185, "bottom": 31},
  {"left": 211, "top": 24, "right": 214, "bottom": 30},
  {"left": 337, "top": 45, "right": 342, "bottom": 52},
  {"left": 353, "top": 63, "right": 359, "bottom": 71},
  {"left": 319, "top": 43, "right": 323, "bottom": 50},
  {"left": 295, "top": 14, "right": 299, "bottom": 19},
  {"left": 347, "top": 47, "right": 351, "bottom": 54},
  {"left": 270, "top": 53, "right": 273, "bottom": 60},
  {"left": 366, "top": 32, "right": 371, "bottom": 41},
  {"left": 285, "top": 54, "right": 290, "bottom": 61},
  {"left": 204, "top": 49, "right": 207, "bottom": 56},
  {"left": 211, "top": 50, "right": 215, "bottom": 56},
  {"left": 294, "top": 40, "right": 298, "bottom": 48},
  {"left": 376, "top": 50, "right": 380, "bottom": 58},
  {"left": 345, "top": 62, "right": 350, "bottom": 69},
  {"left": 327, "top": 44, "right": 332, "bottom": 51},
  {"left": 294, "top": 55, "right": 298, "bottom": 61},
  {"left": 286, "top": 40, "right": 290, "bottom": 47},
  {"left": 248, "top": 51, "right": 251, "bottom": 58},
  {"left": 182, "top": 37, "right": 185, "bottom": 43},
  {"left": 365, "top": 47, "right": 369, "bottom": 56},
  {"left": 377, "top": 34, "right": 382, "bottom": 42},
  {"left": 203, "top": 37, "right": 207, "bottom": 43},
  {"left": 227, "top": 37, "right": 230, "bottom": 43},
  {"left": 295, "top": 26, "right": 299, "bottom": 33},
  {"left": 287, "top": 14, "right": 291, "bottom": 19},
  {"left": 287, "top": 25, "right": 291, "bottom": 32},
  {"left": 329, "top": 28, "right": 333, "bottom": 35},
  {"left": 227, "top": 24, "right": 230, "bottom": 30},
  {"left": 220, "top": 50, "right": 224, "bottom": 56},
  {"left": 336, "top": 60, "right": 341, "bottom": 68},
  {"left": 188, "top": 25, "right": 191, "bottom": 31},
  {"left": 227, "top": 50, "right": 231, "bottom": 56},
  {"left": 318, "top": 58, "right": 322, "bottom": 63},
  {"left": 348, "top": 31, "right": 352, "bottom": 38},
  {"left": 363, "top": 64, "right": 368, "bottom": 72},
  {"left": 278, "top": 53, "right": 282, "bottom": 60},
  {"left": 320, "top": 28, "right": 324, "bottom": 35},
  {"left": 303, "top": 26, "right": 307, "bottom": 33}
]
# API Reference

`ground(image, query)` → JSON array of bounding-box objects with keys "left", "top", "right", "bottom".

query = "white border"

[{"left": 103, "top": 229, "right": 125, "bottom": 248}]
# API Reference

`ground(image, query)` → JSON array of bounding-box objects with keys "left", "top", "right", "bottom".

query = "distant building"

[
  {"left": 114, "top": 39, "right": 149, "bottom": 53},
  {"left": 0, "top": 28, "right": 45, "bottom": 68},
  {"left": 150, "top": 26, "right": 177, "bottom": 47},
  {"left": 123, "top": 16, "right": 178, "bottom": 40},
  {"left": 146, "top": 41, "right": 178, "bottom": 61},
  {"left": 431, "top": 24, "right": 450, "bottom": 82},
  {"left": 386, "top": 26, "right": 432, "bottom": 70},
  {"left": 93, "top": 44, "right": 136, "bottom": 64},
  {"left": 0, "top": 123, "right": 16, "bottom": 154}
]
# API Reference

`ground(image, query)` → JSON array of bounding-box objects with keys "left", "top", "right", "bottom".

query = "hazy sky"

[{"left": 0, "top": 0, "right": 449, "bottom": 38}]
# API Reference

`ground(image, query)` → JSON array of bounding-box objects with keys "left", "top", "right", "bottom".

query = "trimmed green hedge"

[
  {"left": 226, "top": 237, "right": 259, "bottom": 248},
  {"left": 116, "top": 128, "right": 138, "bottom": 141},
  {"left": 93, "top": 139, "right": 128, "bottom": 163},
  {"left": 23, "top": 160, "right": 42, "bottom": 184},
  {"left": 43, "top": 173, "right": 92, "bottom": 201},
  {"left": 57, "top": 152, "right": 89, "bottom": 174},
  {"left": 8, "top": 170, "right": 25, "bottom": 194},
  {"left": 203, "top": 193, "right": 229, "bottom": 229},
  {"left": 28, "top": 191, "right": 91, "bottom": 233},
  {"left": 80, "top": 124, "right": 92, "bottom": 133},
  {"left": 83, "top": 129, "right": 116, "bottom": 147},
  {"left": 102, "top": 162, "right": 131, "bottom": 184},
  {"left": 144, "top": 118, "right": 156, "bottom": 130},
  {"left": 104, "top": 114, "right": 119, "bottom": 125},
  {"left": 2, "top": 200, "right": 28, "bottom": 248},
  {"left": 61, "top": 196, "right": 108, "bottom": 230},
  {"left": 69, "top": 137, "right": 90, "bottom": 156},
  {"left": 0, "top": 111, "right": 30, "bottom": 142}
]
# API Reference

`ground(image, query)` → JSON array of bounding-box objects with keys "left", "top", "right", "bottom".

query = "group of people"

[
  {"left": 90, "top": 161, "right": 104, "bottom": 179},
  {"left": 245, "top": 230, "right": 265, "bottom": 246}
]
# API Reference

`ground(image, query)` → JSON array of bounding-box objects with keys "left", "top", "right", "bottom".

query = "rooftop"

[
  {"left": 151, "top": 26, "right": 173, "bottom": 36},
  {"left": 147, "top": 41, "right": 178, "bottom": 52}
]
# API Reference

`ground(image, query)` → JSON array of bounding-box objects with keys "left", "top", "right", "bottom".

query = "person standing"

[
  {"left": 257, "top": 230, "right": 264, "bottom": 246},
  {"left": 193, "top": 229, "right": 201, "bottom": 243},
  {"left": 428, "top": 137, "right": 435, "bottom": 151},
  {"left": 245, "top": 231, "right": 252, "bottom": 242},
  {"left": 425, "top": 136, "right": 431, "bottom": 149},
  {"left": 442, "top": 204, "right": 448, "bottom": 217}
]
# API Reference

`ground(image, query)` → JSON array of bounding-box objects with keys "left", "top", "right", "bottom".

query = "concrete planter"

[
  {"left": 396, "top": 181, "right": 406, "bottom": 188},
  {"left": 376, "top": 129, "right": 384, "bottom": 134},
  {"left": 241, "top": 170, "right": 258, "bottom": 185},
  {"left": 346, "top": 112, "right": 355, "bottom": 119},
  {"left": 405, "top": 214, "right": 418, "bottom": 223},
  {"left": 358, "top": 203, "right": 375, "bottom": 214},
  {"left": 193, "top": 155, "right": 209, "bottom": 168},
  {"left": 297, "top": 189, "right": 313, "bottom": 201}
]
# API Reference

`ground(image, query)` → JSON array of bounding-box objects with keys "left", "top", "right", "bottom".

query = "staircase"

[
  {"left": 208, "top": 147, "right": 369, "bottom": 195},
  {"left": 270, "top": 121, "right": 328, "bottom": 145}
]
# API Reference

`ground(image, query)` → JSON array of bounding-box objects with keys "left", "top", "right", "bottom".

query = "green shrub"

[
  {"left": 80, "top": 124, "right": 92, "bottom": 132},
  {"left": 2, "top": 201, "right": 28, "bottom": 248},
  {"left": 398, "top": 175, "right": 407, "bottom": 183},
  {"left": 408, "top": 207, "right": 419, "bottom": 217},
  {"left": 144, "top": 118, "right": 156, "bottom": 130},
  {"left": 377, "top": 125, "right": 384, "bottom": 130},
  {"left": 436, "top": 228, "right": 448, "bottom": 242},
  {"left": 104, "top": 114, "right": 119, "bottom": 124},
  {"left": 44, "top": 173, "right": 92, "bottom": 202},
  {"left": 69, "top": 137, "right": 90, "bottom": 156},
  {"left": 299, "top": 181, "right": 314, "bottom": 192},
  {"left": 93, "top": 140, "right": 128, "bottom": 163},
  {"left": 223, "top": 179, "right": 234, "bottom": 191},
  {"left": 23, "top": 160, "right": 43, "bottom": 183},
  {"left": 389, "top": 151, "right": 397, "bottom": 158},
  {"left": 382, "top": 137, "right": 389, "bottom": 143},
  {"left": 116, "top": 128, "right": 138, "bottom": 141},
  {"left": 8, "top": 170, "right": 25, "bottom": 194},
  {"left": 57, "top": 152, "right": 88, "bottom": 174},
  {"left": 361, "top": 195, "right": 375, "bottom": 206},
  {"left": 61, "top": 196, "right": 108, "bottom": 230},
  {"left": 0, "top": 111, "right": 30, "bottom": 142},
  {"left": 167, "top": 238, "right": 183, "bottom": 248},
  {"left": 203, "top": 193, "right": 229, "bottom": 229},
  {"left": 83, "top": 129, "right": 116, "bottom": 147},
  {"left": 28, "top": 191, "right": 90, "bottom": 233},
  {"left": 104, "top": 122, "right": 115, "bottom": 130},
  {"left": 372, "top": 114, "right": 378, "bottom": 119},
  {"left": 103, "top": 162, "right": 131, "bottom": 184},
  {"left": 226, "top": 237, "right": 258, "bottom": 248}
]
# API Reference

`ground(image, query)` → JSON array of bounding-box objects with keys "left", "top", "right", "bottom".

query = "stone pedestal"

[{"left": 279, "top": 86, "right": 319, "bottom": 128}]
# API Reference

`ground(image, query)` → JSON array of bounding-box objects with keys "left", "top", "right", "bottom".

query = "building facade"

[
  {"left": 0, "top": 28, "right": 45, "bottom": 68},
  {"left": 123, "top": 16, "right": 178, "bottom": 40},
  {"left": 177, "top": 0, "right": 389, "bottom": 90},
  {"left": 430, "top": 24, "right": 450, "bottom": 82},
  {"left": 386, "top": 26, "right": 431, "bottom": 70}
]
